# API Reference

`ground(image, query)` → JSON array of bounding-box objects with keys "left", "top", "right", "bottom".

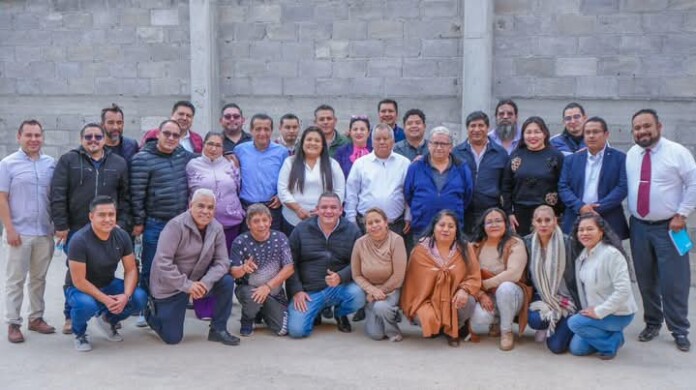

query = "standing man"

[
  {"left": 234, "top": 113, "right": 289, "bottom": 231},
  {"left": 489, "top": 99, "right": 522, "bottom": 155},
  {"left": 344, "top": 123, "right": 411, "bottom": 236},
  {"left": 1, "top": 120, "right": 56, "bottom": 343},
  {"left": 141, "top": 101, "right": 203, "bottom": 153},
  {"left": 550, "top": 102, "right": 587, "bottom": 156},
  {"left": 146, "top": 189, "right": 239, "bottom": 346},
  {"left": 393, "top": 109, "right": 428, "bottom": 161},
  {"left": 377, "top": 98, "right": 405, "bottom": 143},
  {"left": 220, "top": 103, "right": 252, "bottom": 153},
  {"left": 101, "top": 104, "right": 139, "bottom": 163},
  {"left": 65, "top": 196, "right": 147, "bottom": 352},
  {"left": 286, "top": 192, "right": 364, "bottom": 338},
  {"left": 52, "top": 123, "right": 131, "bottom": 334},
  {"left": 452, "top": 111, "right": 509, "bottom": 234},
  {"left": 275, "top": 113, "right": 301, "bottom": 156},
  {"left": 626, "top": 109, "right": 696, "bottom": 352},
  {"left": 314, "top": 104, "right": 349, "bottom": 157},
  {"left": 130, "top": 120, "right": 194, "bottom": 300},
  {"left": 558, "top": 117, "right": 628, "bottom": 239}
]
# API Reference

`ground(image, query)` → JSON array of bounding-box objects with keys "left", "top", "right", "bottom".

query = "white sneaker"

[
  {"left": 135, "top": 314, "right": 148, "bottom": 328},
  {"left": 535, "top": 329, "right": 547, "bottom": 343},
  {"left": 95, "top": 314, "right": 123, "bottom": 342},
  {"left": 389, "top": 334, "right": 403, "bottom": 342},
  {"left": 74, "top": 334, "right": 92, "bottom": 352}
]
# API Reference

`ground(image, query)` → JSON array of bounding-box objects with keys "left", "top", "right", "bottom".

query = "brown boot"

[
  {"left": 500, "top": 331, "right": 514, "bottom": 351},
  {"left": 28, "top": 318, "right": 56, "bottom": 334},
  {"left": 8, "top": 324, "right": 24, "bottom": 343},
  {"left": 62, "top": 319, "right": 73, "bottom": 335}
]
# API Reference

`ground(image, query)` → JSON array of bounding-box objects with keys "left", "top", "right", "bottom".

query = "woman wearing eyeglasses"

[
  {"left": 186, "top": 132, "right": 245, "bottom": 251},
  {"left": 404, "top": 126, "right": 473, "bottom": 240},
  {"left": 334, "top": 116, "right": 373, "bottom": 178},
  {"left": 501, "top": 116, "right": 565, "bottom": 236},
  {"left": 469, "top": 207, "right": 531, "bottom": 351}
]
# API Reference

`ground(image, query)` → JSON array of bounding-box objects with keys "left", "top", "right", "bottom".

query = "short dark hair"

[
  {"left": 584, "top": 116, "right": 608, "bottom": 133},
  {"left": 101, "top": 103, "right": 124, "bottom": 124},
  {"left": 159, "top": 119, "right": 181, "bottom": 132},
  {"left": 221, "top": 103, "right": 242, "bottom": 117},
  {"left": 203, "top": 131, "right": 224, "bottom": 143},
  {"left": 172, "top": 100, "right": 195, "bottom": 116},
  {"left": 279, "top": 113, "right": 300, "bottom": 128},
  {"left": 378, "top": 98, "right": 398, "bottom": 113},
  {"left": 562, "top": 102, "right": 585, "bottom": 116},
  {"left": 520, "top": 116, "right": 550, "bottom": 149},
  {"left": 314, "top": 104, "right": 335, "bottom": 118},
  {"left": 249, "top": 113, "right": 274, "bottom": 130},
  {"left": 318, "top": 191, "right": 341, "bottom": 204},
  {"left": 402, "top": 108, "right": 425, "bottom": 124},
  {"left": 465, "top": 111, "right": 490, "bottom": 127},
  {"left": 631, "top": 108, "right": 659, "bottom": 124},
  {"left": 18, "top": 119, "right": 43, "bottom": 134},
  {"left": 495, "top": 99, "right": 518, "bottom": 116},
  {"left": 80, "top": 123, "right": 105, "bottom": 137},
  {"left": 89, "top": 195, "right": 115, "bottom": 212}
]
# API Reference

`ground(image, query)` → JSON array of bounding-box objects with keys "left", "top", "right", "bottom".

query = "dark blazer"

[{"left": 558, "top": 146, "right": 629, "bottom": 239}]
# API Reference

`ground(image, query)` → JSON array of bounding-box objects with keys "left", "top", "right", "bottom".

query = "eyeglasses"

[
  {"left": 223, "top": 114, "right": 242, "bottom": 120},
  {"left": 429, "top": 141, "right": 452, "bottom": 148},
  {"left": 161, "top": 131, "right": 181, "bottom": 139},
  {"left": 563, "top": 114, "right": 583, "bottom": 122},
  {"left": 205, "top": 142, "right": 222, "bottom": 148},
  {"left": 484, "top": 219, "right": 505, "bottom": 226},
  {"left": 83, "top": 134, "right": 104, "bottom": 141}
]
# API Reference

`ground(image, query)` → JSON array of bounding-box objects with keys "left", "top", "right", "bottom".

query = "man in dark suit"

[{"left": 558, "top": 117, "right": 629, "bottom": 239}]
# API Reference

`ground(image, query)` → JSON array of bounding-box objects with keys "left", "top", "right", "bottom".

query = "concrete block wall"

[
  {"left": 217, "top": 0, "right": 464, "bottom": 136},
  {"left": 0, "top": 0, "right": 191, "bottom": 158}
]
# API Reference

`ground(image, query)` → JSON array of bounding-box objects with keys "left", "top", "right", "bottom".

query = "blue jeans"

[
  {"left": 141, "top": 217, "right": 168, "bottom": 295},
  {"left": 568, "top": 313, "right": 634, "bottom": 357},
  {"left": 527, "top": 309, "right": 574, "bottom": 354},
  {"left": 62, "top": 229, "right": 78, "bottom": 319},
  {"left": 65, "top": 278, "right": 147, "bottom": 337},
  {"left": 288, "top": 283, "right": 366, "bottom": 338},
  {"left": 146, "top": 274, "right": 235, "bottom": 345}
]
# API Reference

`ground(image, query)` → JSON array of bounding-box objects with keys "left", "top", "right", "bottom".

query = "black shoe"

[
  {"left": 459, "top": 320, "right": 470, "bottom": 341},
  {"left": 208, "top": 329, "right": 240, "bottom": 346},
  {"left": 352, "top": 307, "right": 366, "bottom": 322},
  {"left": 675, "top": 335, "right": 691, "bottom": 352},
  {"left": 321, "top": 306, "right": 334, "bottom": 319},
  {"left": 313, "top": 315, "right": 322, "bottom": 326},
  {"left": 447, "top": 335, "right": 460, "bottom": 347},
  {"left": 335, "top": 315, "right": 352, "bottom": 333},
  {"left": 638, "top": 325, "right": 660, "bottom": 342},
  {"left": 254, "top": 312, "right": 264, "bottom": 325}
]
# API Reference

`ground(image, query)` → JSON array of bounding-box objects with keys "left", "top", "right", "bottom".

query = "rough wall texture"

[
  {"left": 0, "top": 0, "right": 191, "bottom": 157},
  {"left": 216, "top": 0, "right": 464, "bottom": 135}
]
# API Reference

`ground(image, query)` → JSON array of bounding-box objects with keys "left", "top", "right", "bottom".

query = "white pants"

[
  {"left": 3, "top": 233, "right": 54, "bottom": 325},
  {"left": 471, "top": 281, "right": 524, "bottom": 333}
]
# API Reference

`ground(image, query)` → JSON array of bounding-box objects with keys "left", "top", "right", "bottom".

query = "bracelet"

[{"left": 265, "top": 283, "right": 273, "bottom": 290}]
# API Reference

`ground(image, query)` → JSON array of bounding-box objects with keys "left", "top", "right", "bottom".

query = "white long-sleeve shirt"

[{"left": 277, "top": 156, "right": 345, "bottom": 226}]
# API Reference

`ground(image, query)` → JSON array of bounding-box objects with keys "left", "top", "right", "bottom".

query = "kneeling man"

[
  {"left": 286, "top": 192, "right": 365, "bottom": 338},
  {"left": 66, "top": 196, "right": 147, "bottom": 352},
  {"left": 146, "top": 189, "right": 239, "bottom": 345},
  {"left": 230, "top": 204, "right": 294, "bottom": 337}
]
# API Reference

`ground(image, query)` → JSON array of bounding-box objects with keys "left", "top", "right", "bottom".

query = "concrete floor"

[{"left": 1, "top": 249, "right": 694, "bottom": 390}]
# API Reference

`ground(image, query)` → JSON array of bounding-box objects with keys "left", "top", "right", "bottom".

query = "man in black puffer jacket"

[
  {"left": 130, "top": 120, "right": 194, "bottom": 296},
  {"left": 51, "top": 123, "right": 131, "bottom": 248},
  {"left": 286, "top": 192, "right": 365, "bottom": 338}
]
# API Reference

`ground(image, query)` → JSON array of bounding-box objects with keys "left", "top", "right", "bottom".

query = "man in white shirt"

[
  {"left": 626, "top": 109, "right": 696, "bottom": 352},
  {"left": 345, "top": 123, "right": 411, "bottom": 236}
]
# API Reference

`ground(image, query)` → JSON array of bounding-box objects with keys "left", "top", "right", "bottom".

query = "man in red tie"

[{"left": 626, "top": 109, "right": 696, "bottom": 352}]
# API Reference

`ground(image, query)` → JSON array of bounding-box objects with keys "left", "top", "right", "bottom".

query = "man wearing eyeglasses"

[
  {"left": 220, "top": 103, "right": 252, "bottom": 154},
  {"left": 550, "top": 102, "right": 587, "bottom": 156},
  {"left": 51, "top": 123, "right": 131, "bottom": 334},
  {"left": 130, "top": 120, "right": 195, "bottom": 301}
]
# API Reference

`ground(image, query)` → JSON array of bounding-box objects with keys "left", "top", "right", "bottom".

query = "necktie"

[{"left": 637, "top": 148, "right": 651, "bottom": 218}]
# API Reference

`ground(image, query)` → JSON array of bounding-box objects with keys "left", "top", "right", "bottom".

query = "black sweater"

[{"left": 501, "top": 146, "right": 565, "bottom": 215}]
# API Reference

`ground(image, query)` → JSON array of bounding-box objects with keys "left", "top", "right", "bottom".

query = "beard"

[
  {"left": 108, "top": 131, "right": 121, "bottom": 143},
  {"left": 495, "top": 124, "right": 516, "bottom": 141}
]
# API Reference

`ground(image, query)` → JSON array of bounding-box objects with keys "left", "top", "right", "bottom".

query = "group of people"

[{"left": 1, "top": 98, "right": 693, "bottom": 359}]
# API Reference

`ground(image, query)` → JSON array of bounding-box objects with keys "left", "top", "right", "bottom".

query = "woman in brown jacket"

[{"left": 400, "top": 210, "right": 481, "bottom": 347}]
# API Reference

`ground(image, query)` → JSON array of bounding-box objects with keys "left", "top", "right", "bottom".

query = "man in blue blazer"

[{"left": 558, "top": 117, "right": 629, "bottom": 239}]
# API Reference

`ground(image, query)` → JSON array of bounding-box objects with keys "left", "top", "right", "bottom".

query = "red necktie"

[{"left": 637, "top": 148, "right": 651, "bottom": 218}]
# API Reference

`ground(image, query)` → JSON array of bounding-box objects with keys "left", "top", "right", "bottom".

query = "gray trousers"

[
  {"left": 471, "top": 281, "right": 524, "bottom": 333},
  {"left": 235, "top": 284, "right": 287, "bottom": 334},
  {"left": 365, "top": 290, "right": 401, "bottom": 340}
]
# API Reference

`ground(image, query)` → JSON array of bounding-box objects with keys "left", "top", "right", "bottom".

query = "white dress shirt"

[
  {"left": 626, "top": 137, "right": 696, "bottom": 220},
  {"left": 179, "top": 132, "right": 194, "bottom": 152},
  {"left": 277, "top": 156, "right": 345, "bottom": 226},
  {"left": 582, "top": 147, "right": 605, "bottom": 205},
  {"left": 344, "top": 151, "right": 411, "bottom": 224}
]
